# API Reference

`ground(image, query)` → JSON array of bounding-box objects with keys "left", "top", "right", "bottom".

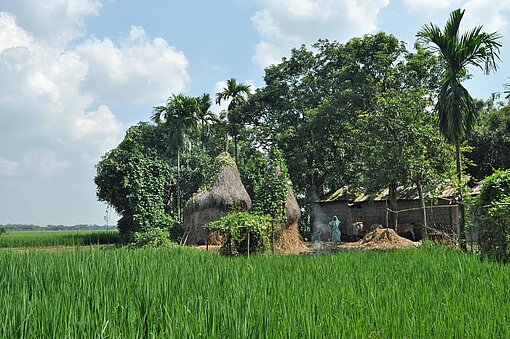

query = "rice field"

[
  {"left": 0, "top": 244, "right": 508, "bottom": 338},
  {"left": 0, "top": 230, "right": 120, "bottom": 248}
]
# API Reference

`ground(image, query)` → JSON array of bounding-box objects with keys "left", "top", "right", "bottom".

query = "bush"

[
  {"left": 132, "top": 228, "right": 174, "bottom": 248},
  {"left": 0, "top": 226, "right": 6, "bottom": 235},
  {"left": 206, "top": 212, "right": 273, "bottom": 255},
  {"left": 474, "top": 169, "right": 510, "bottom": 262}
]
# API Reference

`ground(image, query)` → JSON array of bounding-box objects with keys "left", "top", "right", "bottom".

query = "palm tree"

[
  {"left": 215, "top": 78, "right": 251, "bottom": 163},
  {"left": 152, "top": 94, "right": 198, "bottom": 221},
  {"left": 416, "top": 8, "right": 501, "bottom": 250},
  {"left": 196, "top": 93, "right": 218, "bottom": 149}
]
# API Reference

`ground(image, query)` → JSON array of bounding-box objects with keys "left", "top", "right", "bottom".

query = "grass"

[
  {"left": 0, "top": 230, "right": 120, "bottom": 248},
  {"left": 0, "top": 244, "right": 508, "bottom": 337}
]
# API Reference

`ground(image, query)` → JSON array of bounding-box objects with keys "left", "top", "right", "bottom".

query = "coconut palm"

[
  {"left": 152, "top": 94, "right": 199, "bottom": 221},
  {"left": 416, "top": 8, "right": 501, "bottom": 249},
  {"left": 215, "top": 78, "right": 251, "bottom": 163}
]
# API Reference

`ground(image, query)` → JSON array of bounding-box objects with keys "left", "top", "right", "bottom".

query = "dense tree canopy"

[
  {"left": 95, "top": 26, "right": 504, "bottom": 244},
  {"left": 468, "top": 97, "right": 510, "bottom": 179},
  {"left": 242, "top": 33, "right": 452, "bottom": 208}
]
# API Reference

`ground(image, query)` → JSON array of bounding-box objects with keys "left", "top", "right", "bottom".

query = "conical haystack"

[
  {"left": 275, "top": 187, "right": 307, "bottom": 253},
  {"left": 183, "top": 153, "right": 252, "bottom": 245}
]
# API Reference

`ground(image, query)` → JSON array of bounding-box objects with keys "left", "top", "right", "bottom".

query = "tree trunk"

[
  {"left": 456, "top": 142, "right": 466, "bottom": 251},
  {"left": 177, "top": 148, "right": 181, "bottom": 223},
  {"left": 234, "top": 134, "right": 238, "bottom": 165},
  {"left": 417, "top": 181, "right": 428, "bottom": 240}
]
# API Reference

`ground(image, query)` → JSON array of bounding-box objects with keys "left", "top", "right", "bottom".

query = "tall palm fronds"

[
  {"left": 215, "top": 78, "right": 252, "bottom": 163},
  {"left": 196, "top": 93, "right": 219, "bottom": 146},
  {"left": 416, "top": 8, "right": 502, "bottom": 250},
  {"left": 416, "top": 8, "right": 501, "bottom": 144},
  {"left": 152, "top": 94, "right": 199, "bottom": 222}
]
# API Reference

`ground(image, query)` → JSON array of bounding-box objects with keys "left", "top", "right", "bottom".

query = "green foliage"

[
  {"left": 253, "top": 147, "right": 290, "bottom": 222},
  {"left": 95, "top": 124, "right": 173, "bottom": 236},
  {"left": 206, "top": 211, "right": 273, "bottom": 255},
  {"left": 416, "top": 8, "right": 502, "bottom": 145},
  {"left": 473, "top": 169, "right": 510, "bottom": 262},
  {"left": 0, "top": 226, "right": 6, "bottom": 235},
  {"left": 132, "top": 228, "right": 174, "bottom": 248},
  {"left": 468, "top": 100, "right": 510, "bottom": 179},
  {"left": 0, "top": 246, "right": 509, "bottom": 337},
  {"left": 95, "top": 121, "right": 211, "bottom": 239},
  {"left": 242, "top": 33, "right": 450, "bottom": 205}
]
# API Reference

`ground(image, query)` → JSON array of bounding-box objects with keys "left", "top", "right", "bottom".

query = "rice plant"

[
  {"left": 0, "top": 244, "right": 508, "bottom": 338},
  {"left": 0, "top": 230, "right": 120, "bottom": 248}
]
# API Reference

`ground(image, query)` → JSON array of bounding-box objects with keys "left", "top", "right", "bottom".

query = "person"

[{"left": 329, "top": 216, "right": 341, "bottom": 244}]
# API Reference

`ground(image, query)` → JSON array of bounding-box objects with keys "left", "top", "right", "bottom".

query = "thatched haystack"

[
  {"left": 275, "top": 187, "right": 307, "bottom": 253},
  {"left": 343, "top": 228, "right": 417, "bottom": 250},
  {"left": 183, "top": 152, "right": 252, "bottom": 245}
]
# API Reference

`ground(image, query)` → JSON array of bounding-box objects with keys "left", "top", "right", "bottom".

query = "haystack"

[
  {"left": 275, "top": 187, "right": 308, "bottom": 253},
  {"left": 183, "top": 152, "right": 252, "bottom": 245},
  {"left": 343, "top": 228, "right": 416, "bottom": 250}
]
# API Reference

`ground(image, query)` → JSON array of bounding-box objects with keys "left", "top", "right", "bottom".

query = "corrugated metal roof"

[{"left": 321, "top": 182, "right": 480, "bottom": 203}]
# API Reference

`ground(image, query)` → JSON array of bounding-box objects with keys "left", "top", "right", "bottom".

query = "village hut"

[
  {"left": 183, "top": 152, "right": 252, "bottom": 245},
  {"left": 274, "top": 187, "right": 308, "bottom": 253}
]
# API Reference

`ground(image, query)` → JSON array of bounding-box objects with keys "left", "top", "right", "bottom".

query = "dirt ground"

[{"left": 195, "top": 228, "right": 420, "bottom": 255}]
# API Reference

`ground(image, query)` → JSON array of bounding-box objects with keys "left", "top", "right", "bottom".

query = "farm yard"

[{"left": 0, "top": 242, "right": 508, "bottom": 338}]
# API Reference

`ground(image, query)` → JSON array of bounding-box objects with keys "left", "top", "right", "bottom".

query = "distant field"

[
  {"left": 0, "top": 230, "right": 120, "bottom": 248},
  {"left": 0, "top": 244, "right": 508, "bottom": 338}
]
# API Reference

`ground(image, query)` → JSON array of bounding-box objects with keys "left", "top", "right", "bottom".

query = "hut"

[
  {"left": 311, "top": 185, "right": 466, "bottom": 242},
  {"left": 183, "top": 152, "right": 252, "bottom": 245}
]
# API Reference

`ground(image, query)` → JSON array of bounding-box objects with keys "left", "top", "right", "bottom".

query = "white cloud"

[
  {"left": 405, "top": 0, "right": 510, "bottom": 34},
  {"left": 0, "top": 156, "right": 19, "bottom": 176},
  {"left": 462, "top": 0, "right": 510, "bottom": 33},
  {"left": 21, "top": 149, "right": 70, "bottom": 172},
  {"left": 0, "top": 0, "right": 102, "bottom": 47},
  {"left": 252, "top": 0, "right": 390, "bottom": 68},
  {"left": 0, "top": 12, "right": 32, "bottom": 52},
  {"left": 72, "top": 105, "right": 124, "bottom": 163},
  {"left": 0, "top": 4, "right": 192, "bottom": 224},
  {"left": 404, "top": 0, "right": 462, "bottom": 13},
  {"left": 76, "top": 26, "right": 190, "bottom": 104}
]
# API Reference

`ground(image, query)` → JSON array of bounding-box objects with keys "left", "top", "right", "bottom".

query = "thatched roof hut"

[{"left": 183, "top": 152, "right": 252, "bottom": 245}]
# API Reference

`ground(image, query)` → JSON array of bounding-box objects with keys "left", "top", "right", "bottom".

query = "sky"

[{"left": 1, "top": 0, "right": 509, "bottom": 226}]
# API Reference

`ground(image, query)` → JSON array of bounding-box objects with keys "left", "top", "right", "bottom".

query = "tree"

[
  {"left": 473, "top": 169, "right": 510, "bottom": 262},
  {"left": 417, "top": 8, "right": 502, "bottom": 249},
  {"left": 152, "top": 94, "right": 199, "bottom": 221},
  {"left": 242, "top": 33, "right": 450, "bottom": 234},
  {"left": 95, "top": 123, "right": 176, "bottom": 237},
  {"left": 196, "top": 93, "right": 218, "bottom": 149},
  {"left": 468, "top": 98, "right": 510, "bottom": 179},
  {"left": 215, "top": 78, "right": 251, "bottom": 164}
]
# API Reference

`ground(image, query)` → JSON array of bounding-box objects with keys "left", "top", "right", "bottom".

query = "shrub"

[
  {"left": 206, "top": 212, "right": 273, "bottom": 255},
  {"left": 132, "top": 228, "right": 174, "bottom": 248},
  {"left": 0, "top": 226, "right": 6, "bottom": 235},
  {"left": 474, "top": 169, "right": 510, "bottom": 262}
]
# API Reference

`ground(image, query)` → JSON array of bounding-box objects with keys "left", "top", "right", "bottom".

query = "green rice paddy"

[
  {"left": 0, "top": 230, "right": 120, "bottom": 248},
  {"left": 0, "top": 243, "right": 508, "bottom": 338}
]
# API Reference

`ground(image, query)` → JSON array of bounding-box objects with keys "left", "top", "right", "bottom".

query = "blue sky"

[{"left": 1, "top": 0, "right": 509, "bottom": 225}]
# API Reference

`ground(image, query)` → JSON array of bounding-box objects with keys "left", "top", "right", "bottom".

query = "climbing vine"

[{"left": 253, "top": 147, "right": 290, "bottom": 223}]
